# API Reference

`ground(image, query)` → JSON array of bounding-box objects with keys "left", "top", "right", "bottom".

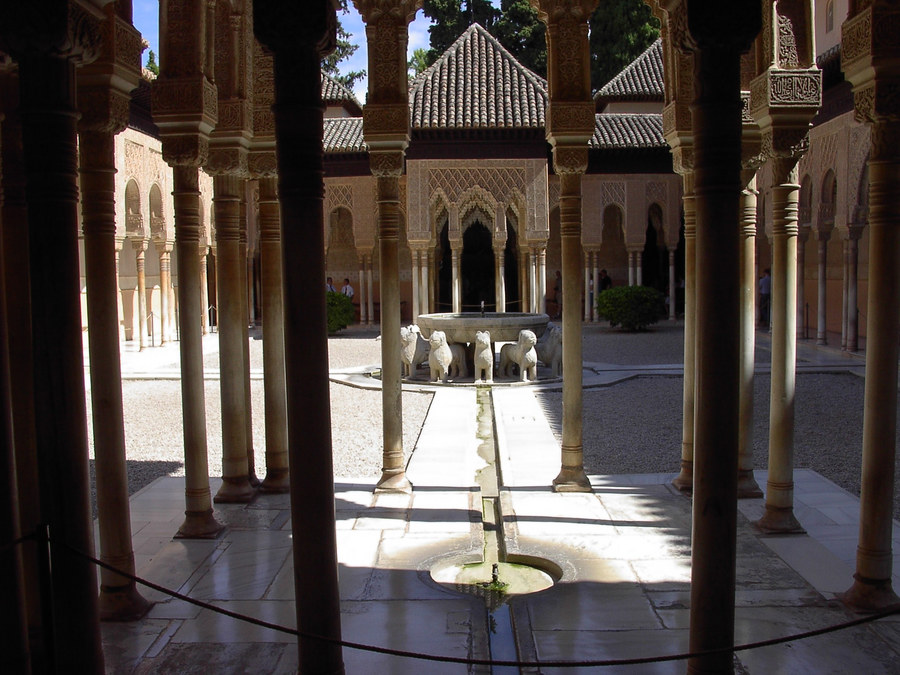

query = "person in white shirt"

[
  {"left": 341, "top": 278, "right": 354, "bottom": 299},
  {"left": 325, "top": 277, "right": 336, "bottom": 293}
]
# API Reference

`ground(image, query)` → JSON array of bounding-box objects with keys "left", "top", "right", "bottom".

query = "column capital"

[
  {"left": 0, "top": 1, "right": 104, "bottom": 64},
  {"left": 842, "top": 3, "right": 900, "bottom": 124}
]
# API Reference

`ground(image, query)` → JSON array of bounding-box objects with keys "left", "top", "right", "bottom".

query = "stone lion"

[
  {"left": 428, "top": 330, "right": 468, "bottom": 383},
  {"left": 400, "top": 325, "right": 429, "bottom": 378},
  {"left": 536, "top": 322, "right": 563, "bottom": 377},
  {"left": 499, "top": 329, "right": 538, "bottom": 382},
  {"left": 473, "top": 330, "right": 493, "bottom": 383}
]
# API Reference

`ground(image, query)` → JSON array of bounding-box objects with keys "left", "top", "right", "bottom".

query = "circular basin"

[
  {"left": 416, "top": 312, "right": 550, "bottom": 344},
  {"left": 430, "top": 559, "right": 558, "bottom": 609}
]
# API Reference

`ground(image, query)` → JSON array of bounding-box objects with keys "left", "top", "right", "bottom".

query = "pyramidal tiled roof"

[
  {"left": 410, "top": 23, "right": 548, "bottom": 129},
  {"left": 323, "top": 117, "right": 365, "bottom": 153},
  {"left": 322, "top": 73, "right": 363, "bottom": 115},
  {"left": 594, "top": 39, "right": 664, "bottom": 103},
  {"left": 590, "top": 113, "right": 665, "bottom": 149}
]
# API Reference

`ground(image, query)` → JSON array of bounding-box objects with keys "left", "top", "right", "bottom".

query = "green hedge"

[
  {"left": 596, "top": 285, "right": 665, "bottom": 331},
  {"left": 326, "top": 291, "right": 355, "bottom": 334}
]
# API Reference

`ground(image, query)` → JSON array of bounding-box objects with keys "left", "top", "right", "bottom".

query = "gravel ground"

[
  {"left": 89, "top": 320, "right": 899, "bottom": 522},
  {"left": 537, "top": 322, "right": 900, "bottom": 521}
]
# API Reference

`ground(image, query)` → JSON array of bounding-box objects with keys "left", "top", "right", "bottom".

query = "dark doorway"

[
  {"left": 462, "top": 221, "right": 495, "bottom": 311},
  {"left": 504, "top": 219, "right": 520, "bottom": 312},
  {"left": 642, "top": 205, "right": 667, "bottom": 293}
]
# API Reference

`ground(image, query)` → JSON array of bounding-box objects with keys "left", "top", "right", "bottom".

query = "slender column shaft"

[
  {"left": 843, "top": 122, "right": 900, "bottom": 610},
  {"left": 759, "top": 171, "right": 803, "bottom": 533},
  {"left": 583, "top": 253, "right": 590, "bottom": 321},
  {"left": 359, "top": 260, "right": 367, "bottom": 324},
  {"left": 738, "top": 172, "right": 762, "bottom": 498},
  {"left": 411, "top": 250, "right": 420, "bottom": 320},
  {"left": 636, "top": 251, "right": 643, "bottom": 286},
  {"left": 420, "top": 253, "right": 429, "bottom": 315},
  {"left": 20, "top": 53, "right": 104, "bottom": 670},
  {"left": 79, "top": 130, "right": 150, "bottom": 618},
  {"left": 258, "top": 177, "right": 289, "bottom": 492},
  {"left": 628, "top": 250, "right": 635, "bottom": 286},
  {"left": 212, "top": 174, "right": 254, "bottom": 502},
  {"left": 688, "top": 48, "right": 742, "bottom": 674},
  {"left": 498, "top": 249, "right": 506, "bottom": 312},
  {"left": 842, "top": 238, "right": 849, "bottom": 349},
  {"left": 172, "top": 166, "right": 221, "bottom": 538},
  {"left": 428, "top": 249, "right": 436, "bottom": 313},
  {"left": 816, "top": 234, "right": 828, "bottom": 344},
  {"left": 239, "top": 197, "right": 257, "bottom": 485},
  {"left": 797, "top": 230, "right": 807, "bottom": 339},
  {"left": 0, "top": 100, "right": 31, "bottom": 673},
  {"left": 592, "top": 256, "right": 599, "bottom": 322},
  {"left": 1, "top": 75, "right": 43, "bottom": 654},
  {"left": 366, "top": 257, "right": 374, "bottom": 325},
  {"left": 847, "top": 232, "right": 859, "bottom": 351},
  {"left": 200, "top": 249, "right": 209, "bottom": 335},
  {"left": 537, "top": 247, "right": 547, "bottom": 314},
  {"left": 553, "top": 173, "right": 590, "bottom": 492},
  {"left": 158, "top": 246, "right": 171, "bottom": 344},
  {"left": 376, "top": 172, "right": 410, "bottom": 491},
  {"left": 271, "top": 46, "right": 343, "bottom": 671},
  {"left": 673, "top": 173, "right": 695, "bottom": 491},
  {"left": 668, "top": 249, "right": 676, "bottom": 320},
  {"left": 134, "top": 240, "right": 147, "bottom": 349},
  {"left": 451, "top": 248, "right": 461, "bottom": 312},
  {"left": 528, "top": 251, "right": 536, "bottom": 312}
]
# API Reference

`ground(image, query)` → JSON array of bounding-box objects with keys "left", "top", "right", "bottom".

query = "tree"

[
  {"left": 145, "top": 49, "right": 159, "bottom": 77},
  {"left": 321, "top": 0, "right": 366, "bottom": 91},
  {"left": 589, "top": 0, "right": 660, "bottom": 90},
  {"left": 408, "top": 47, "right": 431, "bottom": 80},
  {"left": 494, "top": 0, "right": 546, "bottom": 77},
  {"left": 422, "top": 0, "right": 499, "bottom": 66}
]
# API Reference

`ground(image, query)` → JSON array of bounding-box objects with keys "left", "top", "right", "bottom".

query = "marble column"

[
  {"left": 668, "top": 248, "right": 676, "bottom": 320},
  {"left": 684, "top": 4, "right": 760, "bottom": 667},
  {"left": 527, "top": 250, "right": 536, "bottom": 312},
  {"left": 133, "top": 238, "right": 148, "bottom": 349},
  {"left": 212, "top": 175, "right": 255, "bottom": 502},
  {"left": 636, "top": 250, "right": 643, "bottom": 286},
  {"left": 841, "top": 237, "right": 849, "bottom": 349},
  {"left": 592, "top": 254, "right": 600, "bottom": 322},
  {"left": 239, "top": 198, "right": 257, "bottom": 485},
  {"left": 411, "top": 249, "right": 420, "bottom": 319},
  {"left": 79, "top": 126, "right": 151, "bottom": 621},
  {"left": 758, "top": 159, "right": 804, "bottom": 533},
  {"left": 258, "top": 177, "right": 289, "bottom": 492},
  {"left": 359, "top": 259, "right": 368, "bottom": 324},
  {"left": 816, "top": 231, "right": 829, "bottom": 344},
  {"left": 738, "top": 171, "right": 762, "bottom": 498},
  {"left": 199, "top": 247, "right": 210, "bottom": 335},
  {"left": 366, "top": 254, "right": 375, "bottom": 325},
  {"left": 583, "top": 252, "right": 591, "bottom": 321},
  {"left": 420, "top": 250, "right": 430, "bottom": 314},
  {"left": 672, "top": 173, "right": 695, "bottom": 492},
  {"left": 846, "top": 227, "right": 860, "bottom": 351},
  {"left": 627, "top": 250, "right": 635, "bottom": 285},
  {"left": 842, "top": 121, "right": 900, "bottom": 610},
  {"left": 537, "top": 246, "right": 547, "bottom": 314},
  {"left": 172, "top": 167, "right": 222, "bottom": 538},
  {"left": 157, "top": 243, "right": 172, "bottom": 344},
  {"left": 451, "top": 246, "right": 461, "bottom": 312},
  {"left": 255, "top": 3, "right": 345, "bottom": 667},
  {"left": 797, "top": 226, "right": 808, "bottom": 339},
  {"left": 19, "top": 50, "right": 104, "bottom": 671}
]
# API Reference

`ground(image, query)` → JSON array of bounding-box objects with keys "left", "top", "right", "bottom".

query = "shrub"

[
  {"left": 596, "top": 285, "right": 665, "bottom": 331},
  {"left": 326, "top": 291, "right": 355, "bottom": 334}
]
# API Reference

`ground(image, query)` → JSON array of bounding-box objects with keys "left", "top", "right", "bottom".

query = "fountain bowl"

[{"left": 416, "top": 312, "right": 550, "bottom": 344}]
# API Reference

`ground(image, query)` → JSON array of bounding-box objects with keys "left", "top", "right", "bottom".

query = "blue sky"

[{"left": 131, "top": 2, "right": 439, "bottom": 103}]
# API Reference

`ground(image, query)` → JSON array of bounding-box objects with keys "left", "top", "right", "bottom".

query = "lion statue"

[
  {"left": 473, "top": 330, "right": 493, "bottom": 383},
  {"left": 536, "top": 322, "right": 563, "bottom": 377},
  {"left": 400, "top": 325, "right": 429, "bottom": 378},
  {"left": 499, "top": 329, "right": 538, "bottom": 382},
  {"left": 428, "top": 330, "right": 467, "bottom": 382}
]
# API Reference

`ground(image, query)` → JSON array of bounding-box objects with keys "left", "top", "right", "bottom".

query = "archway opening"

[
  {"left": 462, "top": 221, "right": 495, "bottom": 311},
  {"left": 504, "top": 214, "right": 520, "bottom": 312},
  {"left": 642, "top": 203, "right": 667, "bottom": 292}
]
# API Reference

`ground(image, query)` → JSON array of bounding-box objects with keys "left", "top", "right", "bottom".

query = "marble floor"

[{"left": 99, "top": 377, "right": 900, "bottom": 674}]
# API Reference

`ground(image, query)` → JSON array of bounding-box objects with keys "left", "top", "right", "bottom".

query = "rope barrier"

[{"left": 6, "top": 530, "right": 886, "bottom": 668}]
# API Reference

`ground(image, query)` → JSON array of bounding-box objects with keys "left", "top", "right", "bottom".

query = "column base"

[
  {"left": 214, "top": 477, "right": 257, "bottom": 503},
  {"left": 737, "top": 470, "right": 763, "bottom": 499},
  {"left": 552, "top": 468, "right": 592, "bottom": 493},
  {"left": 99, "top": 583, "right": 153, "bottom": 622},
  {"left": 756, "top": 505, "right": 805, "bottom": 534},
  {"left": 839, "top": 574, "right": 900, "bottom": 613},
  {"left": 260, "top": 468, "right": 291, "bottom": 493},
  {"left": 672, "top": 461, "right": 693, "bottom": 492},
  {"left": 375, "top": 470, "right": 412, "bottom": 493},
  {"left": 175, "top": 509, "right": 225, "bottom": 539}
]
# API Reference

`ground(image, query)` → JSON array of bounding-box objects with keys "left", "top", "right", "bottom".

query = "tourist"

[
  {"left": 326, "top": 276, "right": 336, "bottom": 293},
  {"left": 341, "top": 278, "right": 354, "bottom": 299}
]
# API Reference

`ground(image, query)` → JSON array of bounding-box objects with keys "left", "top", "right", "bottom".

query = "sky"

[{"left": 130, "top": 2, "right": 439, "bottom": 104}]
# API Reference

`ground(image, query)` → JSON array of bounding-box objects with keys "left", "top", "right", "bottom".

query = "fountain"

[{"left": 416, "top": 312, "right": 550, "bottom": 345}]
